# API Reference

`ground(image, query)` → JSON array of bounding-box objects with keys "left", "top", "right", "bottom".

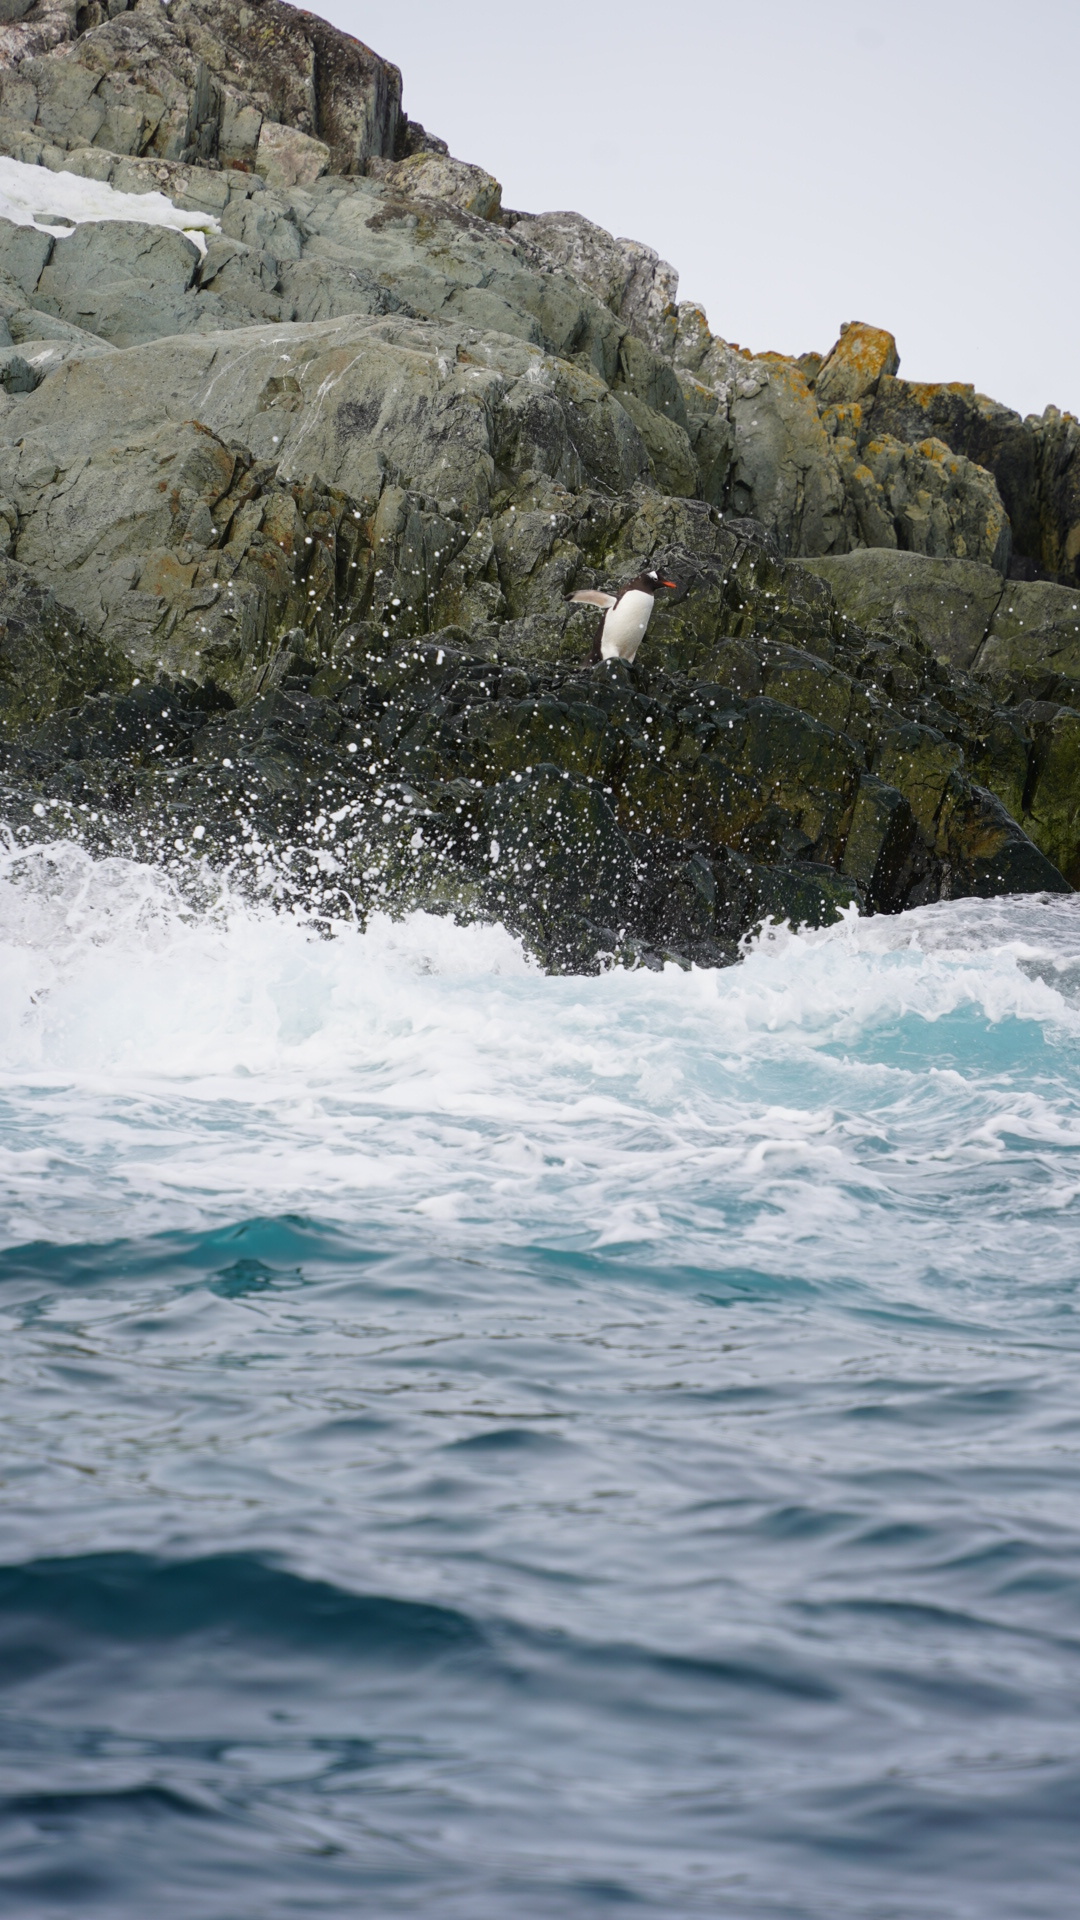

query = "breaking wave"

[{"left": 2, "top": 836, "right": 1080, "bottom": 1916}]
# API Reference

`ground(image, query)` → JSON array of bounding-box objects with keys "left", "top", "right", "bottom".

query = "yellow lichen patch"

[
  {"left": 901, "top": 381, "right": 975, "bottom": 409},
  {"left": 820, "top": 401, "right": 864, "bottom": 439},
  {"left": 816, "top": 322, "right": 899, "bottom": 406}
]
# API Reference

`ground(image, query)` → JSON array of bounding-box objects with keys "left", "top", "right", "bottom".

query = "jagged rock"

[
  {"left": 0, "top": 0, "right": 75, "bottom": 67},
  {"left": 509, "top": 210, "right": 678, "bottom": 354},
  {"left": 0, "top": 341, "right": 35, "bottom": 387},
  {"left": 0, "top": 146, "right": 647, "bottom": 386},
  {"left": 866, "top": 376, "right": 1039, "bottom": 566},
  {"left": 0, "top": 0, "right": 404, "bottom": 174},
  {"left": 671, "top": 305, "right": 1017, "bottom": 574},
  {"left": 0, "top": 314, "right": 665, "bottom": 684},
  {"left": 840, "top": 774, "right": 918, "bottom": 910},
  {"left": 942, "top": 778, "right": 1067, "bottom": 898},
  {"left": 614, "top": 390, "right": 697, "bottom": 498},
  {"left": 0, "top": 400, "right": 375, "bottom": 701},
  {"left": 815, "top": 321, "right": 899, "bottom": 407},
  {"left": 832, "top": 431, "right": 1011, "bottom": 570},
  {"left": 400, "top": 119, "right": 448, "bottom": 160},
  {"left": 861, "top": 380, "right": 1080, "bottom": 587}
]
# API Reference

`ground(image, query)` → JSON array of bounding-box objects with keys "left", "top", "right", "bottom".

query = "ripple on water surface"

[{"left": 1, "top": 841, "right": 1079, "bottom": 1916}]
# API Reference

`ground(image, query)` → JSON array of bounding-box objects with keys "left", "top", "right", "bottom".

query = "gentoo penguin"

[{"left": 568, "top": 568, "right": 678, "bottom": 664}]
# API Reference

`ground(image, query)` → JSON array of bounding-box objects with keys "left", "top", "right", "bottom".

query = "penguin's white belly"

[{"left": 601, "top": 589, "right": 654, "bottom": 662}]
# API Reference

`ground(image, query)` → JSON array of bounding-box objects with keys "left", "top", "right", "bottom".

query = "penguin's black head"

[{"left": 641, "top": 568, "right": 679, "bottom": 593}]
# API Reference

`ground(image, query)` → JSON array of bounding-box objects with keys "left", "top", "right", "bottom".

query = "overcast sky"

[{"left": 316, "top": 0, "right": 1077, "bottom": 422}]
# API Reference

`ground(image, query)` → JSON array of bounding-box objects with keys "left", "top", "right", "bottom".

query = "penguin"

[{"left": 568, "top": 568, "right": 679, "bottom": 664}]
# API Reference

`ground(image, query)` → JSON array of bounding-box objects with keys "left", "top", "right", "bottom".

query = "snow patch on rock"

[{"left": 0, "top": 155, "right": 220, "bottom": 255}]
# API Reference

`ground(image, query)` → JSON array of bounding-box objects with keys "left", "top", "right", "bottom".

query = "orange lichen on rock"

[{"left": 815, "top": 322, "right": 900, "bottom": 408}]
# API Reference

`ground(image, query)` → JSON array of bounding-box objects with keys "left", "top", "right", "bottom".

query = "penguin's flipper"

[
  {"left": 568, "top": 590, "right": 617, "bottom": 609},
  {"left": 590, "top": 624, "right": 604, "bottom": 664}
]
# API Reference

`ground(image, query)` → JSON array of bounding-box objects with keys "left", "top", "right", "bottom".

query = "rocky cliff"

[{"left": 0, "top": 0, "right": 1077, "bottom": 965}]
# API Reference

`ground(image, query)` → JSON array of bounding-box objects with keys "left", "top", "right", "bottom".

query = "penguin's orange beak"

[{"left": 661, "top": 578, "right": 678, "bottom": 589}]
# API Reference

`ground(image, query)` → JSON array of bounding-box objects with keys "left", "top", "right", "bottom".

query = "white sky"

[{"left": 315, "top": 0, "right": 1078, "bottom": 423}]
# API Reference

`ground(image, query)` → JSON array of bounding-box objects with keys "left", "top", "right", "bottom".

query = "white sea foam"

[
  {"left": 0, "top": 154, "right": 220, "bottom": 252},
  {"left": 2, "top": 838, "right": 1080, "bottom": 1303}
]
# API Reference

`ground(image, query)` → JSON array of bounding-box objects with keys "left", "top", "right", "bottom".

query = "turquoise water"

[{"left": 2, "top": 839, "right": 1080, "bottom": 1917}]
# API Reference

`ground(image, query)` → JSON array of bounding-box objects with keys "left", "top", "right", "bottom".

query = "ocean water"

[{"left": 1, "top": 837, "right": 1080, "bottom": 1919}]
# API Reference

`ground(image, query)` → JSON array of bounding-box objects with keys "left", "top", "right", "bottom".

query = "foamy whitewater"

[{"left": 2, "top": 837, "right": 1080, "bottom": 1917}]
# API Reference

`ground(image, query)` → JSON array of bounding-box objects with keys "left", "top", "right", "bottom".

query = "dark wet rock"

[
  {"left": 1018, "top": 705, "right": 1080, "bottom": 888},
  {"left": 0, "top": 553, "right": 131, "bottom": 734},
  {"left": 840, "top": 775, "right": 919, "bottom": 912},
  {"left": 7, "top": 563, "right": 1070, "bottom": 970},
  {"left": 941, "top": 778, "right": 1067, "bottom": 899},
  {"left": 1031, "top": 408, "right": 1080, "bottom": 587}
]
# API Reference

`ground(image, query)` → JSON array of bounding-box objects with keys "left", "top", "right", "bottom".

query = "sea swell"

[{"left": 1, "top": 843, "right": 1080, "bottom": 1915}]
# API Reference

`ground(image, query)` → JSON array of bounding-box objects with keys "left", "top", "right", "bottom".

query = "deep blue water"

[{"left": 2, "top": 840, "right": 1080, "bottom": 1917}]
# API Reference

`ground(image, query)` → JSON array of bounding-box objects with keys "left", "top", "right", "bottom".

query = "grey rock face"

[
  {"left": 721, "top": 356, "right": 851, "bottom": 558},
  {"left": 799, "top": 549, "right": 1080, "bottom": 692},
  {"left": 0, "top": 312, "right": 656, "bottom": 689},
  {"left": 254, "top": 121, "right": 330, "bottom": 191},
  {"left": 31, "top": 216, "right": 204, "bottom": 345}
]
